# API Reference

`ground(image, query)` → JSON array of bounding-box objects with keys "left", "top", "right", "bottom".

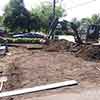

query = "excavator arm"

[
  {"left": 70, "top": 23, "right": 83, "bottom": 44},
  {"left": 48, "top": 17, "right": 59, "bottom": 39},
  {"left": 48, "top": 18, "right": 83, "bottom": 44}
]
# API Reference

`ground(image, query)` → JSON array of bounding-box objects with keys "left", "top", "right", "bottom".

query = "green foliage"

[
  {"left": 71, "top": 18, "right": 81, "bottom": 29},
  {"left": 91, "top": 14, "right": 100, "bottom": 24},
  {"left": 7, "top": 38, "right": 40, "bottom": 43},
  {"left": 0, "top": 16, "right": 3, "bottom": 25},
  {"left": 3, "top": 0, "right": 64, "bottom": 33},
  {"left": 31, "top": 1, "right": 64, "bottom": 33},
  {"left": 55, "top": 29, "right": 63, "bottom": 35},
  {"left": 81, "top": 18, "right": 92, "bottom": 25},
  {"left": 80, "top": 14, "right": 100, "bottom": 25},
  {"left": 64, "top": 32, "right": 74, "bottom": 35},
  {"left": 3, "top": 0, "right": 40, "bottom": 32},
  {"left": 30, "top": 15, "right": 41, "bottom": 32}
]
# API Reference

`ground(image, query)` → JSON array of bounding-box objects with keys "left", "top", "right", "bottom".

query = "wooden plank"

[
  {"left": 0, "top": 80, "right": 78, "bottom": 97},
  {"left": 0, "top": 76, "right": 7, "bottom": 91}
]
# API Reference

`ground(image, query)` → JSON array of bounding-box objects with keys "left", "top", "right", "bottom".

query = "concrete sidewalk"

[{"left": 34, "top": 88, "right": 99, "bottom": 100}]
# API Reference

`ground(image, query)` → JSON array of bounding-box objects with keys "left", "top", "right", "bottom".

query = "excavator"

[{"left": 47, "top": 17, "right": 100, "bottom": 45}]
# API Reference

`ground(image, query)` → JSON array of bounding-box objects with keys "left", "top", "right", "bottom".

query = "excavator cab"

[
  {"left": 86, "top": 25, "right": 100, "bottom": 43},
  {"left": 71, "top": 24, "right": 100, "bottom": 44}
]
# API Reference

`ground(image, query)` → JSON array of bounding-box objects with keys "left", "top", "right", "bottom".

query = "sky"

[{"left": 0, "top": 0, "right": 100, "bottom": 20}]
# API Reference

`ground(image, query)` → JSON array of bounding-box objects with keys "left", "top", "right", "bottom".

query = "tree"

[
  {"left": 3, "top": 0, "right": 36, "bottom": 32},
  {"left": 0, "top": 16, "right": 3, "bottom": 25},
  {"left": 81, "top": 14, "right": 100, "bottom": 25},
  {"left": 81, "top": 17, "right": 92, "bottom": 25},
  {"left": 31, "top": 1, "right": 64, "bottom": 33},
  {"left": 91, "top": 14, "right": 100, "bottom": 24},
  {"left": 71, "top": 18, "right": 81, "bottom": 29},
  {"left": 28, "top": 15, "right": 41, "bottom": 32}
]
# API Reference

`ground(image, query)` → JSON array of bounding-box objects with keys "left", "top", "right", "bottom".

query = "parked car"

[{"left": 13, "top": 32, "right": 46, "bottom": 38}]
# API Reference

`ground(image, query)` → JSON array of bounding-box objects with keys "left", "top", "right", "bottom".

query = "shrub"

[
  {"left": 64, "top": 32, "right": 74, "bottom": 35},
  {"left": 7, "top": 38, "right": 40, "bottom": 44}
]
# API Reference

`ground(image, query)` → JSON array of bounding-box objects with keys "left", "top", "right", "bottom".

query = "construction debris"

[
  {"left": 0, "top": 76, "right": 7, "bottom": 91},
  {"left": 0, "top": 80, "right": 78, "bottom": 97}
]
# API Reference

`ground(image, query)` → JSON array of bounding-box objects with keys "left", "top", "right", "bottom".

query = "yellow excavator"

[{"left": 47, "top": 17, "right": 100, "bottom": 45}]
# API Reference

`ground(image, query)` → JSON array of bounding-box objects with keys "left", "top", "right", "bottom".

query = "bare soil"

[{"left": 0, "top": 42, "right": 100, "bottom": 100}]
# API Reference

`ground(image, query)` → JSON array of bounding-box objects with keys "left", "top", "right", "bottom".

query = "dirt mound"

[
  {"left": 43, "top": 39, "right": 100, "bottom": 61},
  {"left": 1, "top": 46, "right": 100, "bottom": 100},
  {"left": 43, "top": 40, "right": 74, "bottom": 52},
  {"left": 76, "top": 44, "right": 100, "bottom": 61}
]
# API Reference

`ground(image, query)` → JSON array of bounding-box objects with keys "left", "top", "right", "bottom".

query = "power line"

[{"left": 66, "top": 0, "right": 96, "bottom": 10}]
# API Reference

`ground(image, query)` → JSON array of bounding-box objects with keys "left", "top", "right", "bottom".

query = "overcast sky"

[{"left": 0, "top": 0, "right": 100, "bottom": 20}]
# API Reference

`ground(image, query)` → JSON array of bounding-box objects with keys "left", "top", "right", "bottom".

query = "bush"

[
  {"left": 7, "top": 38, "right": 40, "bottom": 44},
  {"left": 64, "top": 32, "right": 74, "bottom": 35},
  {"left": 0, "top": 38, "right": 6, "bottom": 43}
]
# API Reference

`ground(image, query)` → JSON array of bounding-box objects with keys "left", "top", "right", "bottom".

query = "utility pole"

[{"left": 53, "top": 0, "right": 56, "bottom": 18}]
